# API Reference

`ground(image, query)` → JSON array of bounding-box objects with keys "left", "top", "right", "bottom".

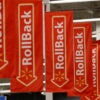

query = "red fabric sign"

[
  {"left": 10, "top": 0, "right": 43, "bottom": 92},
  {"left": 0, "top": 0, "right": 16, "bottom": 78},
  {"left": 46, "top": 11, "right": 73, "bottom": 92},
  {"left": 0, "top": 0, "right": 8, "bottom": 70},
  {"left": 81, "top": 41, "right": 100, "bottom": 100},
  {"left": 68, "top": 23, "right": 92, "bottom": 96}
]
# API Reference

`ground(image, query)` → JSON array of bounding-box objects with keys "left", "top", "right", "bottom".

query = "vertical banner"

[
  {"left": 81, "top": 42, "right": 100, "bottom": 100},
  {"left": 10, "top": 0, "right": 43, "bottom": 92},
  {"left": 45, "top": 11, "right": 73, "bottom": 92},
  {"left": 68, "top": 23, "right": 92, "bottom": 96},
  {"left": 0, "top": 0, "right": 9, "bottom": 77}
]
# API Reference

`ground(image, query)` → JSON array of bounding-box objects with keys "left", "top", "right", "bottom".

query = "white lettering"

[
  {"left": 21, "top": 10, "right": 32, "bottom": 66},
  {"left": 92, "top": 48, "right": 97, "bottom": 88},
  {"left": 75, "top": 32, "right": 84, "bottom": 76},
  {"left": 54, "top": 21, "right": 65, "bottom": 70}
]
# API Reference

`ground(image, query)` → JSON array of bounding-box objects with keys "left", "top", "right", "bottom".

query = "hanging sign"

[
  {"left": 81, "top": 42, "right": 100, "bottom": 100},
  {"left": 68, "top": 22, "right": 92, "bottom": 96},
  {"left": 0, "top": 0, "right": 8, "bottom": 70},
  {"left": 0, "top": 0, "right": 8, "bottom": 77},
  {"left": 10, "top": 0, "right": 43, "bottom": 92},
  {"left": 46, "top": 11, "right": 73, "bottom": 92}
]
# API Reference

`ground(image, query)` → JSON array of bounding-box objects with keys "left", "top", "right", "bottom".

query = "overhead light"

[{"left": 49, "top": 0, "right": 100, "bottom": 4}]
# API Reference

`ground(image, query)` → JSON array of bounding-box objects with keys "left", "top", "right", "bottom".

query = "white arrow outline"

[
  {"left": 16, "top": 3, "right": 37, "bottom": 87},
  {"left": 85, "top": 44, "right": 100, "bottom": 100},
  {"left": 51, "top": 16, "right": 69, "bottom": 87},
  {"left": 0, "top": 0, "right": 8, "bottom": 70},
  {"left": 73, "top": 27, "right": 88, "bottom": 93}
]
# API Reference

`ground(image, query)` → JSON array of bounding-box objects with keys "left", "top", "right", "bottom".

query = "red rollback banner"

[
  {"left": 0, "top": 0, "right": 9, "bottom": 77},
  {"left": 10, "top": 0, "right": 43, "bottom": 92},
  {"left": 46, "top": 11, "right": 73, "bottom": 92},
  {"left": 81, "top": 41, "right": 100, "bottom": 100},
  {"left": 68, "top": 23, "right": 92, "bottom": 96}
]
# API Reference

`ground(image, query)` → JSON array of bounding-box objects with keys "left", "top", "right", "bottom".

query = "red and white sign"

[
  {"left": 46, "top": 11, "right": 73, "bottom": 92},
  {"left": 16, "top": 4, "right": 37, "bottom": 87},
  {"left": 0, "top": 0, "right": 8, "bottom": 70},
  {"left": 68, "top": 22, "right": 92, "bottom": 96},
  {"left": 10, "top": 0, "right": 43, "bottom": 92},
  {"left": 0, "top": 0, "right": 20, "bottom": 78},
  {"left": 85, "top": 44, "right": 100, "bottom": 99},
  {"left": 73, "top": 27, "right": 88, "bottom": 92},
  {"left": 81, "top": 42, "right": 100, "bottom": 100}
]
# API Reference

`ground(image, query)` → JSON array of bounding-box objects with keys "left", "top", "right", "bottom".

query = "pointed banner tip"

[
  {"left": 85, "top": 95, "right": 100, "bottom": 100},
  {"left": 74, "top": 84, "right": 88, "bottom": 93},
  {"left": 51, "top": 78, "right": 69, "bottom": 88},
  {"left": 16, "top": 76, "right": 37, "bottom": 87},
  {"left": 0, "top": 60, "right": 8, "bottom": 70}
]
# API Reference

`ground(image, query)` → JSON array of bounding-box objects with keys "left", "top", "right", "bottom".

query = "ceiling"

[
  {"left": 50, "top": 1, "right": 100, "bottom": 19},
  {"left": 49, "top": 1, "right": 100, "bottom": 32}
]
